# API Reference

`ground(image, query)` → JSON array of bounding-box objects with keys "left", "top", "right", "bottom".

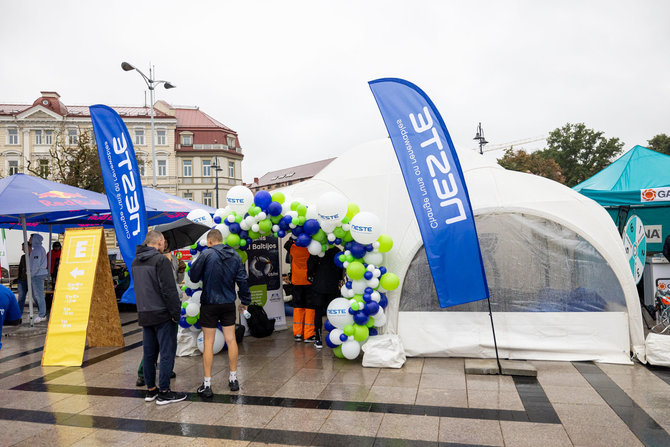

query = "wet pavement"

[{"left": 1, "top": 312, "right": 670, "bottom": 446}]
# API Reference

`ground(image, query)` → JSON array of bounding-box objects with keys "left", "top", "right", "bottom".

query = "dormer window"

[{"left": 181, "top": 133, "right": 193, "bottom": 146}]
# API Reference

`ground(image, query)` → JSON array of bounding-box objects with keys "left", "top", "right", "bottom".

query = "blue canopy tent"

[{"left": 573, "top": 145, "right": 670, "bottom": 252}]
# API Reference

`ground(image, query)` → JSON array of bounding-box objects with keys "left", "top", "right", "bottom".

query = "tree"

[
  {"left": 26, "top": 127, "right": 105, "bottom": 192},
  {"left": 498, "top": 148, "right": 566, "bottom": 184},
  {"left": 648, "top": 133, "right": 670, "bottom": 156},
  {"left": 542, "top": 123, "right": 624, "bottom": 187}
]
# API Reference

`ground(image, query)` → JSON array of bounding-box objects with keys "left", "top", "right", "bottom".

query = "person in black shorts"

[
  {"left": 307, "top": 246, "right": 344, "bottom": 348},
  {"left": 188, "top": 229, "right": 251, "bottom": 396}
]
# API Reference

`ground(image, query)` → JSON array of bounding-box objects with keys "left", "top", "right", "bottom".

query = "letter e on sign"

[
  {"left": 75, "top": 241, "right": 88, "bottom": 258},
  {"left": 66, "top": 235, "right": 97, "bottom": 264}
]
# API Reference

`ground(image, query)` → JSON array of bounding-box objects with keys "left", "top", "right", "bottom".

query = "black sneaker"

[
  {"left": 197, "top": 383, "right": 213, "bottom": 398},
  {"left": 145, "top": 388, "right": 158, "bottom": 402},
  {"left": 294, "top": 335, "right": 303, "bottom": 342},
  {"left": 304, "top": 336, "right": 317, "bottom": 343},
  {"left": 156, "top": 390, "right": 187, "bottom": 405},
  {"left": 229, "top": 379, "right": 240, "bottom": 391},
  {"left": 136, "top": 376, "right": 146, "bottom": 387},
  {"left": 314, "top": 339, "right": 323, "bottom": 349}
]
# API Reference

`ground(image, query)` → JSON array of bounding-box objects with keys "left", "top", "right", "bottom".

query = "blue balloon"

[
  {"left": 334, "top": 238, "right": 342, "bottom": 245},
  {"left": 365, "top": 287, "right": 374, "bottom": 294},
  {"left": 345, "top": 281, "right": 352, "bottom": 288},
  {"left": 254, "top": 190, "right": 272, "bottom": 210},
  {"left": 364, "top": 271, "right": 373, "bottom": 280},
  {"left": 190, "top": 248, "right": 197, "bottom": 255},
  {"left": 217, "top": 323, "right": 223, "bottom": 331},
  {"left": 333, "top": 254, "right": 344, "bottom": 268},
  {"left": 348, "top": 307, "right": 355, "bottom": 315},
  {"left": 178, "top": 316, "right": 191, "bottom": 328},
  {"left": 279, "top": 216, "right": 293, "bottom": 230},
  {"left": 277, "top": 229, "right": 286, "bottom": 238},
  {"left": 268, "top": 201, "right": 283, "bottom": 216},
  {"left": 379, "top": 266, "right": 387, "bottom": 275},
  {"left": 369, "top": 327, "right": 378, "bottom": 336},
  {"left": 180, "top": 307, "right": 186, "bottom": 316},
  {"left": 365, "top": 301, "right": 380, "bottom": 315},
  {"left": 350, "top": 242, "right": 366, "bottom": 259},
  {"left": 295, "top": 233, "right": 312, "bottom": 247},
  {"left": 239, "top": 230, "right": 249, "bottom": 239},
  {"left": 325, "top": 336, "right": 338, "bottom": 349},
  {"left": 379, "top": 294, "right": 388, "bottom": 309},
  {"left": 365, "top": 244, "right": 374, "bottom": 252},
  {"left": 292, "top": 225, "right": 304, "bottom": 236},
  {"left": 353, "top": 311, "right": 368, "bottom": 325},
  {"left": 324, "top": 319, "right": 336, "bottom": 332},
  {"left": 228, "top": 222, "right": 241, "bottom": 234},
  {"left": 303, "top": 219, "right": 320, "bottom": 236},
  {"left": 344, "top": 242, "right": 353, "bottom": 251},
  {"left": 239, "top": 244, "right": 249, "bottom": 251},
  {"left": 194, "top": 321, "right": 201, "bottom": 329},
  {"left": 185, "top": 288, "right": 194, "bottom": 297},
  {"left": 187, "top": 261, "right": 192, "bottom": 268},
  {"left": 197, "top": 244, "right": 207, "bottom": 252},
  {"left": 363, "top": 293, "right": 372, "bottom": 302},
  {"left": 339, "top": 333, "right": 348, "bottom": 342},
  {"left": 213, "top": 215, "right": 221, "bottom": 224}
]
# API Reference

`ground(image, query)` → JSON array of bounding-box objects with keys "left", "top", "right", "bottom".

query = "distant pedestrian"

[
  {"left": 28, "top": 234, "right": 49, "bottom": 323},
  {"left": 48, "top": 241, "right": 62, "bottom": 287},
  {"left": 16, "top": 243, "right": 28, "bottom": 317},
  {"left": 285, "top": 239, "right": 315, "bottom": 342},
  {"left": 132, "top": 230, "right": 187, "bottom": 405},
  {"left": 189, "top": 229, "right": 251, "bottom": 397}
]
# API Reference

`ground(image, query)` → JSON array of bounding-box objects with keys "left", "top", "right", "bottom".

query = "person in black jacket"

[
  {"left": 307, "top": 246, "right": 344, "bottom": 348},
  {"left": 189, "top": 228, "right": 251, "bottom": 396},
  {"left": 131, "top": 230, "right": 186, "bottom": 405}
]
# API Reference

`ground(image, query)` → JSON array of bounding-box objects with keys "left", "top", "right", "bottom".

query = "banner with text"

[
  {"left": 243, "top": 236, "right": 286, "bottom": 330},
  {"left": 90, "top": 105, "right": 147, "bottom": 304},
  {"left": 369, "top": 78, "right": 488, "bottom": 308}
]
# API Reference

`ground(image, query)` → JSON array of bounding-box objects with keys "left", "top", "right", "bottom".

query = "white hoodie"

[{"left": 29, "top": 234, "right": 49, "bottom": 277}]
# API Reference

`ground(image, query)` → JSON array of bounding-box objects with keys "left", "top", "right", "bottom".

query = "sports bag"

[{"left": 246, "top": 304, "right": 275, "bottom": 338}]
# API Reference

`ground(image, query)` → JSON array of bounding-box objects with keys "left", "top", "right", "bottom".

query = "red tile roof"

[
  {"left": 254, "top": 158, "right": 336, "bottom": 188},
  {"left": 173, "top": 108, "right": 234, "bottom": 132}
]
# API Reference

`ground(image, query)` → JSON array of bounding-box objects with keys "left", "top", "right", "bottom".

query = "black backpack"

[{"left": 246, "top": 304, "right": 275, "bottom": 338}]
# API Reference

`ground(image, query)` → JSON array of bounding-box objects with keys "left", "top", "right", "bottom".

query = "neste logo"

[
  {"left": 327, "top": 309, "right": 347, "bottom": 315},
  {"left": 228, "top": 198, "right": 245, "bottom": 204},
  {"left": 318, "top": 213, "right": 341, "bottom": 221},
  {"left": 351, "top": 224, "right": 372, "bottom": 233}
]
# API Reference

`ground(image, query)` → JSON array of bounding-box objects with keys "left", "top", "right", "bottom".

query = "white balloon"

[
  {"left": 366, "top": 278, "right": 380, "bottom": 290},
  {"left": 227, "top": 215, "right": 236, "bottom": 223},
  {"left": 351, "top": 279, "right": 367, "bottom": 294},
  {"left": 257, "top": 212, "right": 267, "bottom": 221},
  {"left": 341, "top": 339, "right": 361, "bottom": 360},
  {"left": 340, "top": 284, "right": 351, "bottom": 296},
  {"left": 185, "top": 302, "right": 200, "bottom": 317},
  {"left": 272, "top": 224, "right": 280, "bottom": 233},
  {"left": 341, "top": 224, "right": 351, "bottom": 232},
  {"left": 189, "top": 325, "right": 201, "bottom": 333},
  {"left": 214, "top": 223, "right": 230, "bottom": 238},
  {"left": 349, "top": 212, "right": 382, "bottom": 245},
  {"left": 316, "top": 192, "right": 348, "bottom": 225},
  {"left": 363, "top": 252, "right": 384, "bottom": 267},
  {"left": 326, "top": 298, "right": 354, "bottom": 329},
  {"left": 370, "top": 291, "right": 381, "bottom": 302},
  {"left": 305, "top": 202, "right": 319, "bottom": 220},
  {"left": 320, "top": 221, "right": 337, "bottom": 233},
  {"left": 226, "top": 185, "right": 254, "bottom": 214},
  {"left": 187, "top": 209, "right": 214, "bottom": 228},
  {"left": 240, "top": 221, "right": 251, "bottom": 231},
  {"left": 373, "top": 308, "right": 387, "bottom": 327},
  {"left": 196, "top": 329, "right": 226, "bottom": 354},
  {"left": 308, "top": 239, "right": 323, "bottom": 256},
  {"left": 183, "top": 274, "right": 202, "bottom": 290},
  {"left": 251, "top": 224, "right": 260, "bottom": 233},
  {"left": 191, "top": 290, "right": 202, "bottom": 304},
  {"left": 327, "top": 233, "right": 336, "bottom": 242},
  {"left": 328, "top": 328, "right": 344, "bottom": 346}
]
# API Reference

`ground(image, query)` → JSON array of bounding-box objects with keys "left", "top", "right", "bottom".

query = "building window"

[
  {"left": 227, "top": 136, "right": 235, "bottom": 148},
  {"left": 203, "top": 192, "right": 212, "bottom": 207},
  {"left": 68, "top": 128, "right": 78, "bottom": 145},
  {"left": 35, "top": 130, "right": 42, "bottom": 145},
  {"left": 45, "top": 130, "right": 53, "bottom": 145},
  {"left": 228, "top": 161, "right": 235, "bottom": 178},
  {"left": 7, "top": 128, "right": 19, "bottom": 145},
  {"left": 181, "top": 134, "right": 192, "bottom": 146},
  {"left": 183, "top": 192, "right": 193, "bottom": 201},
  {"left": 202, "top": 160, "right": 211, "bottom": 177},
  {"left": 183, "top": 160, "right": 192, "bottom": 177},
  {"left": 156, "top": 129, "right": 166, "bottom": 145},
  {"left": 157, "top": 159, "right": 167, "bottom": 177},
  {"left": 138, "top": 160, "right": 146, "bottom": 177},
  {"left": 135, "top": 128, "right": 145, "bottom": 145},
  {"left": 39, "top": 159, "right": 49, "bottom": 178},
  {"left": 8, "top": 160, "right": 19, "bottom": 175}
]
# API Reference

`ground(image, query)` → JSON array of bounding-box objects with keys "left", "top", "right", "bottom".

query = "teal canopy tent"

[{"left": 573, "top": 145, "right": 670, "bottom": 252}]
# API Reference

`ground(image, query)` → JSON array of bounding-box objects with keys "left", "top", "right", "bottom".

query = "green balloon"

[
  {"left": 353, "top": 324, "right": 369, "bottom": 342},
  {"left": 333, "top": 345, "right": 344, "bottom": 358},
  {"left": 321, "top": 243, "right": 328, "bottom": 252},
  {"left": 235, "top": 214, "right": 243, "bottom": 223},
  {"left": 186, "top": 316, "right": 197, "bottom": 325},
  {"left": 248, "top": 229, "right": 261, "bottom": 239},
  {"left": 377, "top": 234, "right": 394, "bottom": 253},
  {"left": 182, "top": 301, "right": 189, "bottom": 309},
  {"left": 297, "top": 204, "right": 307, "bottom": 217},
  {"left": 341, "top": 217, "right": 350, "bottom": 224},
  {"left": 347, "top": 261, "right": 366, "bottom": 280},
  {"left": 333, "top": 227, "right": 346, "bottom": 238},
  {"left": 248, "top": 206, "right": 259, "bottom": 217},
  {"left": 237, "top": 250, "right": 248, "bottom": 263},
  {"left": 313, "top": 229, "right": 327, "bottom": 242},
  {"left": 239, "top": 239, "right": 247, "bottom": 247},
  {"left": 259, "top": 218, "right": 272, "bottom": 233},
  {"left": 353, "top": 294, "right": 364, "bottom": 303},
  {"left": 350, "top": 301, "right": 359, "bottom": 311},
  {"left": 226, "top": 234, "right": 241, "bottom": 247},
  {"left": 380, "top": 272, "right": 400, "bottom": 291},
  {"left": 270, "top": 215, "right": 282, "bottom": 224},
  {"left": 346, "top": 203, "right": 360, "bottom": 219},
  {"left": 342, "top": 231, "right": 354, "bottom": 242},
  {"left": 343, "top": 324, "right": 354, "bottom": 336},
  {"left": 345, "top": 253, "right": 354, "bottom": 263},
  {"left": 182, "top": 285, "right": 187, "bottom": 292},
  {"left": 298, "top": 216, "right": 306, "bottom": 226},
  {"left": 190, "top": 243, "right": 198, "bottom": 249},
  {"left": 292, "top": 216, "right": 300, "bottom": 225},
  {"left": 366, "top": 317, "right": 375, "bottom": 328},
  {"left": 272, "top": 191, "right": 285, "bottom": 204},
  {"left": 290, "top": 201, "right": 300, "bottom": 211}
]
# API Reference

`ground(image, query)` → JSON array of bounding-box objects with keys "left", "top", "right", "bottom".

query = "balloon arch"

[{"left": 178, "top": 185, "right": 399, "bottom": 360}]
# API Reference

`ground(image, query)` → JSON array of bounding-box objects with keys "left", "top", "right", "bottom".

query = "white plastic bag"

[
  {"left": 646, "top": 332, "right": 670, "bottom": 367},
  {"left": 176, "top": 326, "right": 200, "bottom": 357},
  {"left": 361, "top": 334, "right": 406, "bottom": 368}
]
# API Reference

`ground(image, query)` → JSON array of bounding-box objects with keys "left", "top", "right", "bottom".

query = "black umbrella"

[{"left": 153, "top": 217, "right": 212, "bottom": 251}]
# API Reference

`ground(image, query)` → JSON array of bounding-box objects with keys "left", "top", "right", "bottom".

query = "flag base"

[{"left": 465, "top": 358, "right": 537, "bottom": 377}]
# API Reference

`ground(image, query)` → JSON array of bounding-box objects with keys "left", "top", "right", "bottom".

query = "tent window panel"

[{"left": 400, "top": 213, "right": 626, "bottom": 313}]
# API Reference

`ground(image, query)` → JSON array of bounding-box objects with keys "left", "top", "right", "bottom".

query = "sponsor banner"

[
  {"left": 641, "top": 187, "right": 670, "bottom": 202},
  {"left": 645, "top": 225, "right": 663, "bottom": 244},
  {"left": 90, "top": 105, "right": 148, "bottom": 304},
  {"left": 369, "top": 78, "right": 489, "bottom": 308},
  {"left": 242, "top": 236, "right": 286, "bottom": 330}
]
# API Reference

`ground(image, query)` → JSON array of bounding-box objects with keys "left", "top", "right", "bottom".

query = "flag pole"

[{"left": 486, "top": 296, "right": 502, "bottom": 374}]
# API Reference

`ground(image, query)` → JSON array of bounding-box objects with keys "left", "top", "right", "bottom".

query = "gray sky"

[{"left": 2, "top": 0, "right": 669, "bottom": 181}]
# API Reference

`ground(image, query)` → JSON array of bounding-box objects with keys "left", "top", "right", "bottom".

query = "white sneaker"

[{"left": 34, "top": 316, "right": 46, "bottom": 324}]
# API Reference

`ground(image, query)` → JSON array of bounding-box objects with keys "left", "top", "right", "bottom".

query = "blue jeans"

[
  {"left": 17, "top": 280, "right": 28, "bottom": 316},
  {"left": 31, "top": 274, "right": 48, "bottom": 318},
  {"left": 142, "top": 320, "right": 177, "bottom": 391}
]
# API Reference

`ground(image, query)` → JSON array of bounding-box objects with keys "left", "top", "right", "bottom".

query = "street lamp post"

[
  {"left": 121, "top": 62, "right": 176, "bottom": 188},
  {"left": 212, "top": 156, "right": 224, "bottom": 208},
  {"left": 473, "top": 122, "right": 489, "bottom": 155}
]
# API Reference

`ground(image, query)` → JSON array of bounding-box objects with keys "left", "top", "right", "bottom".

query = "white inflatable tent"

[{"left": 281, "top": 139, "right": 645, "bottom": 364}]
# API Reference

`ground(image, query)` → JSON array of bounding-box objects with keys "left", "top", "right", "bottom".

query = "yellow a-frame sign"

[{"left": 42, "top": 228, "right": 124, "bottom": 366}]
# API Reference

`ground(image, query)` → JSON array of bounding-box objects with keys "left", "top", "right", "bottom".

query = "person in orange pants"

[{"left": 288, "top": 240, "right": 315, "bottom": 342}]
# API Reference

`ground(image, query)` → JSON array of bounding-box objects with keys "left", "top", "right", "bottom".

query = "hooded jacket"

[
  {"left": 307, "top": 247, "right": 344, "bottom": 295},
  {"left": 29, "top": 234, "right": 49, "bottom": 277},
  {"left": 131, "top": 245, "right": 181, "bottom": 326},
  {"left": 188, "top": 244, "right": 251, "bottom": 306}
]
